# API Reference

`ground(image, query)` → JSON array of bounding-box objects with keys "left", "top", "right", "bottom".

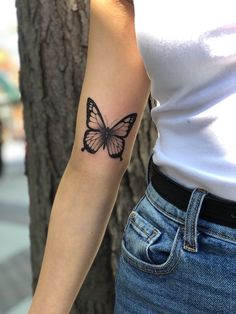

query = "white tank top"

[{"left": 133, "top": 0, "right": 236, "bottom": 201}]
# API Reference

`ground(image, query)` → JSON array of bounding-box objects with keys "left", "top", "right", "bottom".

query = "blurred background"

[{"left": 0, "top": 1, "right": 32, "bottom": 313}]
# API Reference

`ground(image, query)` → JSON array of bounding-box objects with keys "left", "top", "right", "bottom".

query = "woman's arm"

[{"left": 28, "top": 0, "right": 150, "bottom": 313}]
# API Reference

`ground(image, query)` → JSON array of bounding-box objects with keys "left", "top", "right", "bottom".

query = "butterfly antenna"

[{"left": 104, "top": 115, "right": 109, "bottom": 127}]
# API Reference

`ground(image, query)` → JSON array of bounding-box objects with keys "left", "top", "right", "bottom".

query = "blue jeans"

[{"left": 114, "top": 161, "right": 236, "bottom": 313}]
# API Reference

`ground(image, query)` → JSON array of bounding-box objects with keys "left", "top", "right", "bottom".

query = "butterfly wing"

[
  {"left": 109, "top": 113, "right": 137, "bottom": 138},
  {"left": 82, "top": 97, "right": 106, "bottom": 154},
  {"left": 106, "top": 136, "right": 125, "bottom": 160},
  {"left": 86, "top": 97, "right": 106, "bottom": 130},
  {"left": 82, "top": 130, "right": 104, "bottom": 154},
  {"left": 106, "top": 113, "right": 137, "bottom": 160}
]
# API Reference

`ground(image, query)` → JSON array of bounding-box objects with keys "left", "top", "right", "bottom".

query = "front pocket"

[{"left": 121, "top": 199, "right": 182, "bottom": 275}]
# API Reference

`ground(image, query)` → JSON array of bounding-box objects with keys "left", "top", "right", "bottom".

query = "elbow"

[{"left": 67, "top": 148, "right": 129, "bottom": 183}]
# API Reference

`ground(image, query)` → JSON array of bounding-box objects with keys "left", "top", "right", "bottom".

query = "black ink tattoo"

[{"left": 81, "top": 97, "right": 137, "bottom": 161}]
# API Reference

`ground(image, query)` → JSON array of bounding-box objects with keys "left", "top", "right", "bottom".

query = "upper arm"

[{"left": 70, "top": 0, "right": 150, "bottom": 176}]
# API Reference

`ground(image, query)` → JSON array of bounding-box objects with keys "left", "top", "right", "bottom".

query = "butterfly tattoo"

[{"left": 81, "top": 97, "right": 137, "bottom": 161}]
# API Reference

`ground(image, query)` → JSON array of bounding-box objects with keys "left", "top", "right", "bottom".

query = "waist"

[
  {"left": 151, "top": 146, "right": 236, "bottom": 202},
  {"left": 149, "top": 159, "right": 236, "bottom": 228}
]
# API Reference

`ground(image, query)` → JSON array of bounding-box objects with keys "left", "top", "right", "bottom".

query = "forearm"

[{"left": 28, "top": 160, "right": 124, "bottom": 314}]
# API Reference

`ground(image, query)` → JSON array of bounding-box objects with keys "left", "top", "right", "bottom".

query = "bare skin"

[{"left": 28, "top": 1, "right": 150, "bottom": 313}]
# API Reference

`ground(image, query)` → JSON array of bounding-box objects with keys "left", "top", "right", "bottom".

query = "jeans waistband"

[
  {"left": 150, "top": 162, "right": 236, "bottom": 228},
  {"left": 145, "top": 154, "right": 236, "bottom": 247}
]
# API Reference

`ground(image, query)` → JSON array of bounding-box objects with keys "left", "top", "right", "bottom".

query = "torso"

[{"left": 133, "top": 0, "right": 236, "bottom": 201}]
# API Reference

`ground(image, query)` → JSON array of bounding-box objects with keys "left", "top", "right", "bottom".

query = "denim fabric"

[{"left": 114, "top": 164, "right": 236, "bottom": 313}]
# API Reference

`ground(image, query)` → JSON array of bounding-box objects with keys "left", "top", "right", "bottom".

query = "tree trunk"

[{"left": 16, "top": 0, "right": 157, "bottom": 313}]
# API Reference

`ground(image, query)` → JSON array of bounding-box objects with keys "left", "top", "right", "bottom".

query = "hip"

[{"left": 114, "top": 163, "right": 236, "bottom": 313}]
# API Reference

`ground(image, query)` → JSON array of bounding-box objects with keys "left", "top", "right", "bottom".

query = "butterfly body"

[
  {"left": 102, "top": 127, "right": 110, "bottom": 150},
  {"left": 81, "top": 98, "right": 137, "bottom": 161}
]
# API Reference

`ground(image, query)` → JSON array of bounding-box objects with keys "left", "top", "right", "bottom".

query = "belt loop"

[
  {"left": 183, "top": 188, "right": 208, "bottom": 253},
  {"left": 146, "top": 151, "right": 154, "bottom": 185}
]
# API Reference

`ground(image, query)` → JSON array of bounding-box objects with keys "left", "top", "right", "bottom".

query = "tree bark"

[{"left": 16, "top": 0, "right": 157, "bottom": 313}]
